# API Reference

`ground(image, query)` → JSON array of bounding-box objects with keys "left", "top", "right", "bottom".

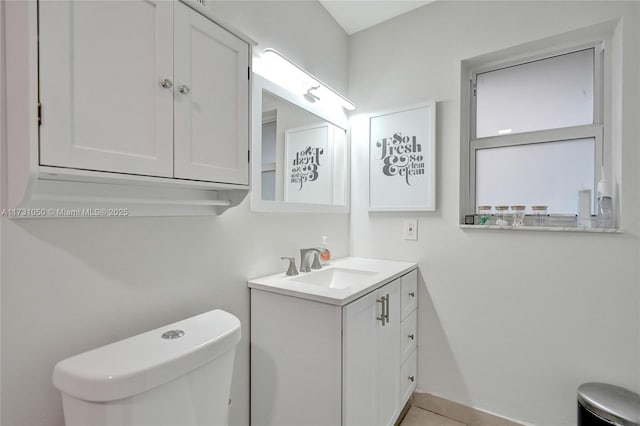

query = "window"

[
  {"left": 475, "top": 49, "right": 595, "bottom": 138},
  {"left": 475, "top": 139, "right": 595, "bottom": 214},
  {"left": 465, "top": 43, "right": 604, "bottom": 223}
]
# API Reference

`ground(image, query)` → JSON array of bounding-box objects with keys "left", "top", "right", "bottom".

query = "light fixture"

[
  {"left": 304, "top": 85, "right": 321, "bottom": 103},
  {"left": 260, "top": 48, "right": 356, "bottom": 111}
]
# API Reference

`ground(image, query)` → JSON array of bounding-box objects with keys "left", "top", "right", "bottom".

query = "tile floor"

[{"left": 399, "top": 406, "right": 467, "bottom": 426}]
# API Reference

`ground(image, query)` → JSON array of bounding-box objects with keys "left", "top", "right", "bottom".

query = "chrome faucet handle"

[
  {"left": 281, "top": 257, "right": 298, "bottom": 276},
  {"left": 299, "top": 248, "right": 321, "bottom": 273},
  {"left": 311, "top": 252, "right": 322, "bottom": 270}
]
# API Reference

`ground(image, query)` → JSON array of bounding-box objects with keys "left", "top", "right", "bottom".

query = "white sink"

[
  {"left": 290, "top": 267, "right": 377, "bottom": 289},
  {"left": 248, "top": 257, "right": 418, "bottom": 306}
]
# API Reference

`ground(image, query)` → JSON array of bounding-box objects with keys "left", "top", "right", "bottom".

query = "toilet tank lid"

[{"left": 52, "top": 309, "right": 241, "bottom": 402}]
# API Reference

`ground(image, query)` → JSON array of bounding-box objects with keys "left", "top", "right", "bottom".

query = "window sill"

[{"left": 459, "top": 224, "right": 621, "bottom": 233}]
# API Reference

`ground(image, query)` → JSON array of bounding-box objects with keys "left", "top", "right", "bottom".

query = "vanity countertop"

[{"left": 247, "top": 257, "right": 417, "bottom": 306}]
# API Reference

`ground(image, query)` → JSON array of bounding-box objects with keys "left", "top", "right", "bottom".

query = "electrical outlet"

[{"left": 404, "top": 219, "right": 418, "bottom": 240}]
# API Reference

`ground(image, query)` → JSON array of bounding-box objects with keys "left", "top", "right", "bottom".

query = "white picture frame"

[
  {"left": 284, "top": 123, "right": 333, "bottom": 205},
  {"left": 369, "top": 101, "right": 436, "bottom": 211}
]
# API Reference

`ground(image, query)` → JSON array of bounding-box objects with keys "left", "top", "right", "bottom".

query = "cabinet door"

[
  {"left": 174, "top": 2, "right": 249, "bottom": 184},
  {"left": 343, "top": 290, "right": 380, "bottom": 426},
  {"left": 377, "top": 279, "right": 401, "bottom": 426},
  {"left": 39, "top": 1, "right": 174, "bottom": 177}
]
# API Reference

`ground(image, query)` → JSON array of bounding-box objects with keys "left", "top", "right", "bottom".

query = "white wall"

[
  {"left": 0, "top": 2, "right": 348, "bottom": 426},
  {"left": 348, "top": 2, "right": 640, "bottom": 425},
  {"left": 0, "top": 1, "right": 5, "bottom": 423},
  {"left": 213, "top": 0, "right": 348, "bottom": 94}
]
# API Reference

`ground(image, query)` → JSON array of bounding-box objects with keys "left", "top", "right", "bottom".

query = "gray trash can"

[{"left": 578, "top": 383, "right": 640, "bottom": 426}]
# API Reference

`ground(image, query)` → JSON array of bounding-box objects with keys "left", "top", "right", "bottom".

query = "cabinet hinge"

[
  {"left": 248, "top": 67, "right": 251, "bottom": 80},
  {"left": 248, "top": 150, "right": 250, "bottom": 163},
  {"left": 471, "top": 80, "right": 476, "bottom": 97},
  {"left": 37, "top": 102, "right": 42, "bottom": 126}
]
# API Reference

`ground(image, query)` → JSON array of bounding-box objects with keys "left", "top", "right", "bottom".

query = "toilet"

[{"left": 52, "top": 309, "right": 241, "bottom": 426}]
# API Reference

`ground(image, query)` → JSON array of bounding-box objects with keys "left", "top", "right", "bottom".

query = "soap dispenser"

[
  {"left": 596, "top": 170, "right": 615, "bottom": 229},
  {"left": 319, "top": 236, "right": 331, "bottom": 265}
]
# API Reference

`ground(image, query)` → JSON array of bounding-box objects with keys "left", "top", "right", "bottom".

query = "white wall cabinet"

[
  {"left": 5, "top": 0, "right": 250, "bottom": 216},
  {"left": 39, "top": 0, "right": 176, "bottom": 178},
  {"left": 250, "top": 269, "right": 418, "bottom": 426},
  {"left": 39, "top": 0, "right": 249, "bottom": 184},
  {"left": 174, "top": 3, "right": 249, "bottom": 184}
]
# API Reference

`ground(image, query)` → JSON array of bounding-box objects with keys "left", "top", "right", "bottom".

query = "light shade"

[{"left": 260, "top": 49, "right": 355, "bottom": 111}]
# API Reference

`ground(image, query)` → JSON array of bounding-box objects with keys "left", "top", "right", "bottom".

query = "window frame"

[{"left": 463, "top": 41, "right": 606, "bottom": 225}]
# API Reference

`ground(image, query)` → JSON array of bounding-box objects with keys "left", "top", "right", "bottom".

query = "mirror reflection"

[{"left": 260, "top": 91, "right": 347, "bottom": 205}]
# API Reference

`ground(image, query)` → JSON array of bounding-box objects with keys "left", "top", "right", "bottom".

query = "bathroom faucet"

[
  {"left": 280, "top": 257, "right": 298, "bottom": 276},
  {"left": 299, "top": 248, "right": 322, "bottom": 273}
]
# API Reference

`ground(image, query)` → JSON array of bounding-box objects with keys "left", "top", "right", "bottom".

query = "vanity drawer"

[
  {"left": 401, "top": 310, "right": 417, "bottom": 362},
  {"left": 400, "top": 269, "right": 417, "bottom": 320},
  {"left": 400, "top": 349, "right": 417, "bottom": 406}
]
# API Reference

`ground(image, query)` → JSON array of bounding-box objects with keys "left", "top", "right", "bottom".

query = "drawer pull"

[
  {"left": 408, "top": 376, "right": 415, "bottom": 382},
  {"left": 409, "top": 291, "right": 415, "bottom": 298},
  {"left": 408, "top": 334, "right": 415, "bottom": 340}
]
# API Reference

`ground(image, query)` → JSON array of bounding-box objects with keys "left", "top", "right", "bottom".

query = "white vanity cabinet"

[
  {"left": 250, "top": 265, "right": 418, "bottom": 426},
  {"left": 343, "top": 278, "right": 401, "bottom": 426},
  {"left": 38, "top": 0, "right": 249, "bottom": 184},
  {"left": 399, "top": 269, "right": 418, "bottom": 406}
]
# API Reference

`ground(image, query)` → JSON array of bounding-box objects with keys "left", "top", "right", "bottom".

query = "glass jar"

[
  {"left": 531, "top": 205, "right": 548, "bottom": 226},
  {"left": 477, "top": 205, "right": 492, "bottom": 225},
  {"left": 494, "top": 205, "right": 509, "bottom": 226},
  {"left": 511, "top": 205, "right": 526, "bottom": 226}
]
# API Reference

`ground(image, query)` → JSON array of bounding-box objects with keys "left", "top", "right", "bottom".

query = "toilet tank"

[{"left": 53, "top": 309, "right": 241, "bottom": 426}]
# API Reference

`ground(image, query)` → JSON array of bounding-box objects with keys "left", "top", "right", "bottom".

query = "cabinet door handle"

[
  {"left": 160, "top": 78, "right": 173, "bottom": 89},
  {"left": 408, "top": 334, "right": 415, "bottom": 340},
  {"left": 376, "top": 297, "right": 386, "bottom": 326},
  {"left": 409, "top": 291, "right": 415, "bottom": 298},
  {"left": 178, "top": 84, "right": 191, "bottom": 95},
  {"left": 408, "top": 376, "right": 415, "bottom": 382},
  {"left": 384, "top": 294, "right": 390, "bottom": 323}
]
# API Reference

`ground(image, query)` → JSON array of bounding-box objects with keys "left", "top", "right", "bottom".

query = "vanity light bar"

[{"left": 261, "top": 48, "right": 356, "bottom": 111}]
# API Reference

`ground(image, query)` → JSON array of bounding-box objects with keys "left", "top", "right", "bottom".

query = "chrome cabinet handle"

[
  {"left": 408, "top": 376, "right": 415, "bottom": 382},
  {"left": 409, "top": 291, "right": 415, "bottom": 298},
  {"left": 376, "top": 297, "right": 386, "bottom": 326},
  {"left": 160, "top": 78, "right": 173, "bottom": 89},
  {"left": 179, "top": 84, "right": 191, "bottom": 95},
  {"left": 408, "top": 334, "right": 415, "bottom": 340},
  {"left": 384, "top": 294, "right": 390, "bottom": 323}
]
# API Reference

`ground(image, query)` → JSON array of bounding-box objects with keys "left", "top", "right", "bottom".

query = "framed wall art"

[
  {"left": 284, "top": 123, "right": 333, "bottom": 205},
  {"left": 369, "top": 101, "right": 436, "bottom": 211}
]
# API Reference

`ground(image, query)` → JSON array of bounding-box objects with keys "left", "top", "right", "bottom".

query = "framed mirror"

[{"left": 250, "top": 74, "right": 350, "bottom": 213}]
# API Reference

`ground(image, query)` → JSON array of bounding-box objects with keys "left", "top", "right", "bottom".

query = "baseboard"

[
  {"left": 395, "top": 396, "right": 414, "bottom": 426},
  {"left": 413, "top": 392, "right": 525, "bottom": 426}
]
